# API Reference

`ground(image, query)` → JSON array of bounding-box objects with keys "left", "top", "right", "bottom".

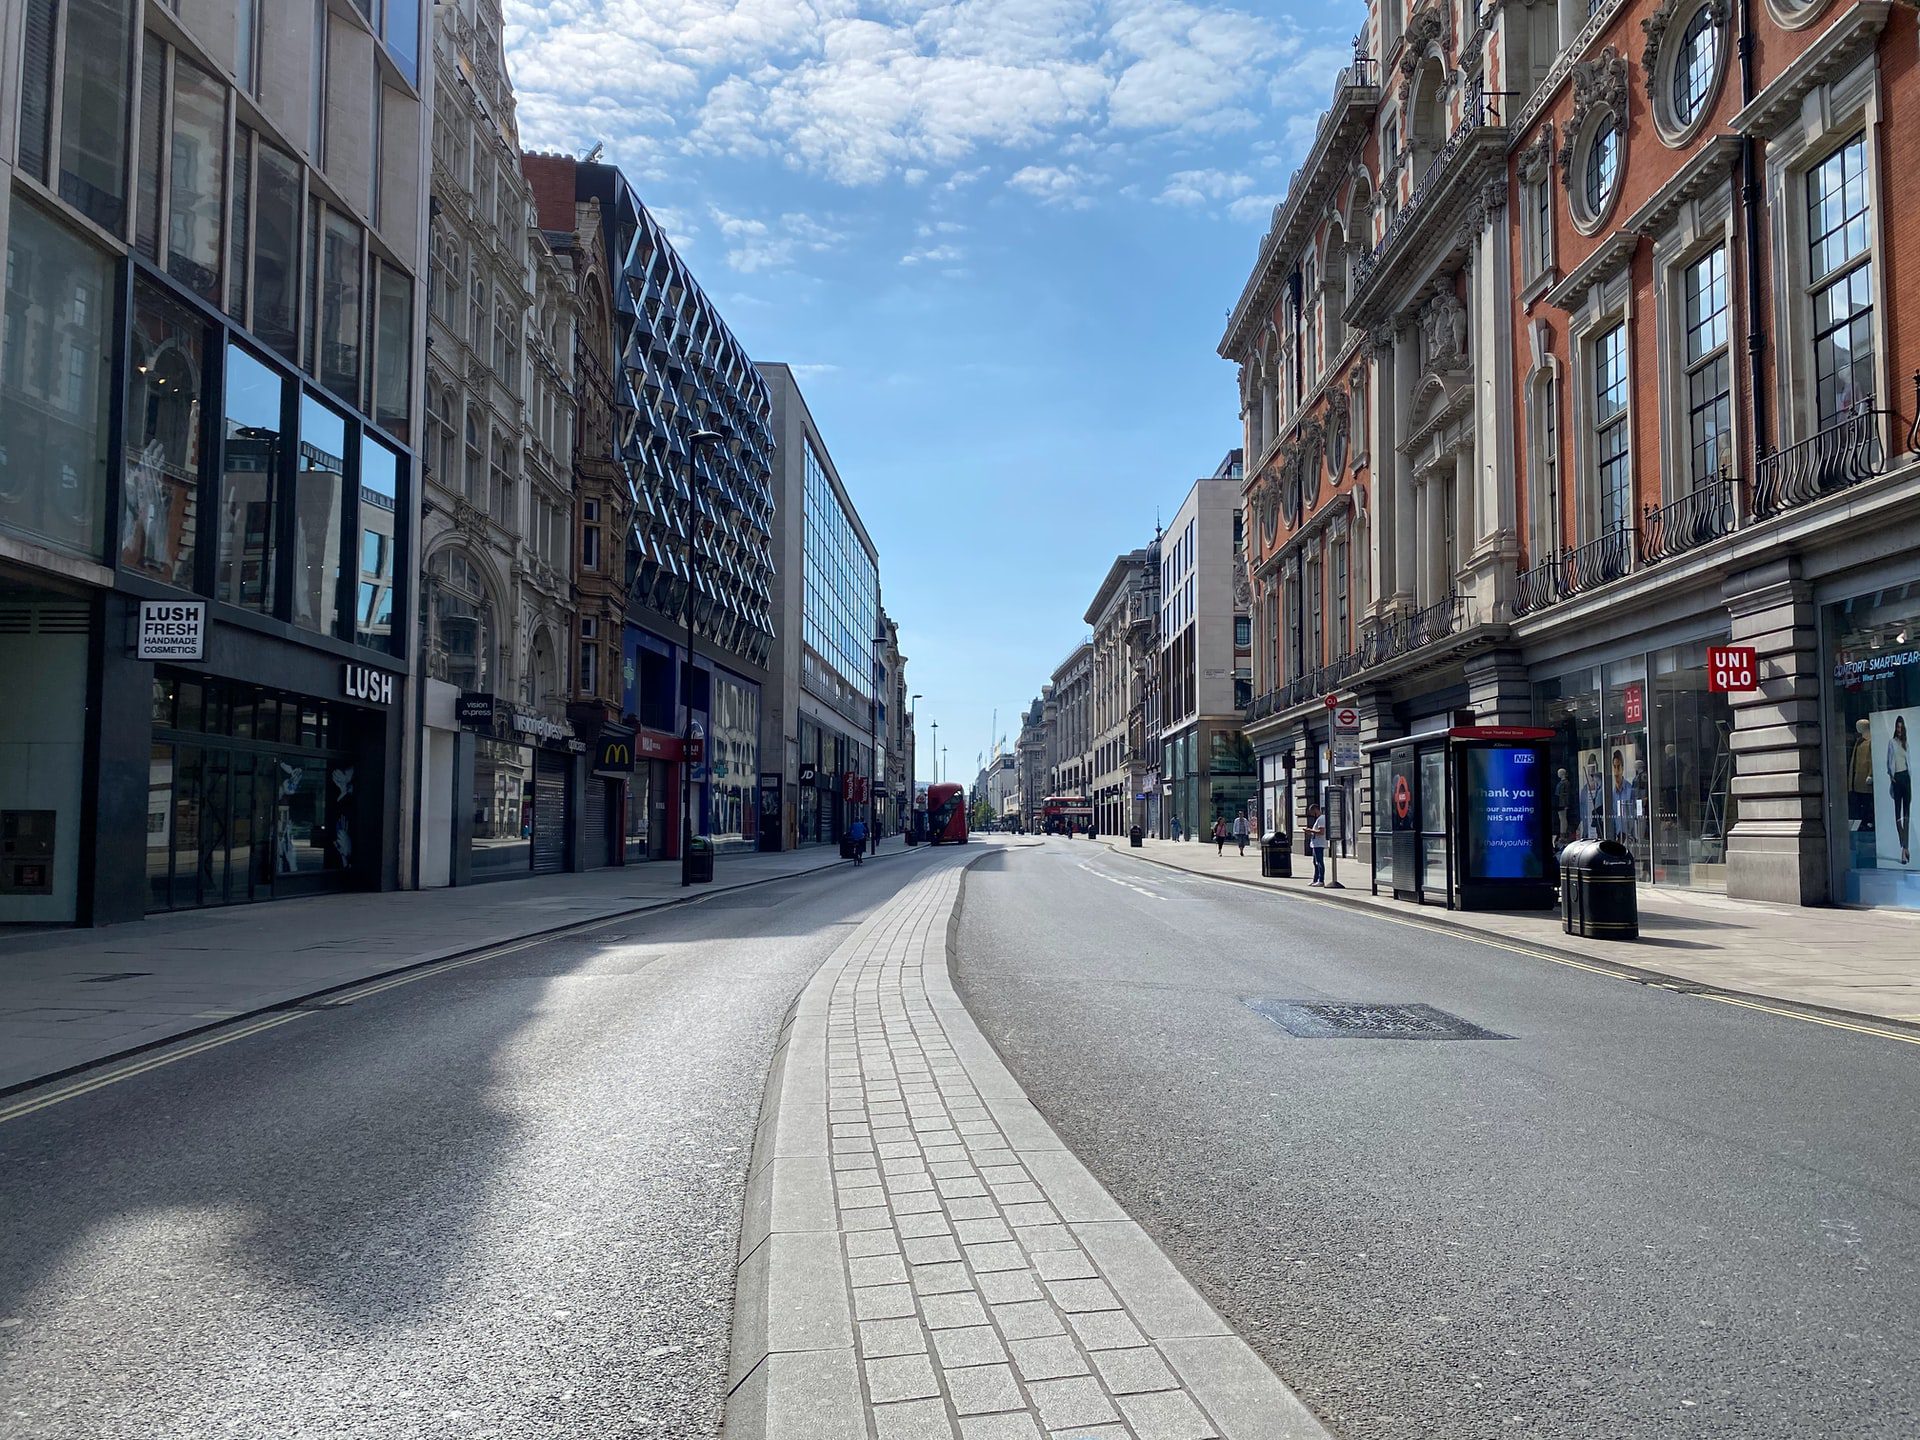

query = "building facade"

[
  {"left": 1226, "top": 0, "right": 1920, "bottom": 908},
  {"left": 2, "top": 0, "right": 428, "bottom": 924},
  {"left": 1017, "top": 691, "right": 1050, "bottom": 829},
  {"left": 1047, "top": 642, "right": 1094, "bottom": 817},
  {"left": 1085, "top": 549, "right": 1153, "bottom": 837},
  {"left": 1158, "top": 465, "right": 1254, "bottom": 839},
  {"left": 878, "top": 611, "right": 911, "bottom": 836},
  {"left": 760, "top": 363, "right": 882, "bottom": 850},
  {"left": 416, "top": 0, "right": 582, "bottom": 886}
]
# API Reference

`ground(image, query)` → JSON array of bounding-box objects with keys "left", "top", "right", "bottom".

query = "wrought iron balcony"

[
  {"left": 1511, "top": 526, "right": 1634, "bottom": 618},
  {"left": 1241, "top": 595, "right": 1472, "bottom": 724},
  {"left": 1641, "top": 476, "right": 1737, "bottom": 564},
  {"left": 1353, "top": 86, "right": 1500, "bottom": 294},
  {"left": 1752, "top": 403, "right": 1888, "bottom": 519}
]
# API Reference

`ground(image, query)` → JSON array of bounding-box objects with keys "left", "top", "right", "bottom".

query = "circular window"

[
  {"left": 1584, "top": 119, "right": 1620, "bottom": 215},
  {"left": 1671, "top": 7, "right": 1718, "bottom": 126}
]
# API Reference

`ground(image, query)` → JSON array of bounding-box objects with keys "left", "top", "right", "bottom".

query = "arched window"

[{"left": 428, "top": 549, "right": 495, "bottom": 690}]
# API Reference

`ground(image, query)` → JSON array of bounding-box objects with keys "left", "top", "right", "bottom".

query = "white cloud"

[
  {"left": 901, "top": 243, "right": 965, "bottom": 265},
  {"left": 709, "top": 205, "right": 848, "bottom": 272},
  {"left": 1226, "top": 192, "right": 1281, "bottom": 224},
  {"left": 1007, "top": 163, "right": 1094, "bottom": 207},
  {"left": 1157, "top": 168, "right": 1255, "bottom": 207}
]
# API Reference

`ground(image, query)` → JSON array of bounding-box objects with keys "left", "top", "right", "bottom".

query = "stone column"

[
  {"left": 1392, "top": 327, "right": 1419, "bottom": 611},
  {"left": 1463, "top": 650, "right": 1531, "bottom": 725},
  {"left": 1722, "top": 556, "right": 1828, "bottom": 905},
  {"left": 1366, "top": 333, "right": 1395, "bottom": 610}
]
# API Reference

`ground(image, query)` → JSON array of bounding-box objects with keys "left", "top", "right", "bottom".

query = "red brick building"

[{"left": 1225, "top": 0, "right": 1920, "bottom": 909}]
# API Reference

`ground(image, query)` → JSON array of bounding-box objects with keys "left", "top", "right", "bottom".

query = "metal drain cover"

[{"left": 1245, "top": 999, "right": 1508, "bottom": 1040}]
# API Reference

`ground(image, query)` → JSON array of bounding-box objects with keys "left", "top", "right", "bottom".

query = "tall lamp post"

[
  {"left": 930, "top": 720, "right": 938, "bottom": 788},
  {"left": 681, "top": 429, "right": 726, "bottom": 887}
]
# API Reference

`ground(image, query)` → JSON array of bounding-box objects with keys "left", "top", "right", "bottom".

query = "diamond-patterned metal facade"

[{"left": 614, "top": 196, "right": 777, "bottom": 671}]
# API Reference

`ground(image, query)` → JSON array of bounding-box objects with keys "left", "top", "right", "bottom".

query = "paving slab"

[{"left": 722, "top": 847, "right": 1333, "bottom": 1440}]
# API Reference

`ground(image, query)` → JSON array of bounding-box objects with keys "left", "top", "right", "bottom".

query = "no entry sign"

[{"left": 1708, "top": 645, "right": 1757, "bottom": 692}]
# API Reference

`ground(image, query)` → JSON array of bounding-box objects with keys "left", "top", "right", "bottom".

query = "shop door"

[{"left": 531, "top": 751, "right": 569, "bottom": 874}]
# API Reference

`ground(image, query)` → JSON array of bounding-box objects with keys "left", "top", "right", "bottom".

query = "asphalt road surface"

[
  {"left": 0, "top": 850, "right": 937, "bottom": 1440},
  {"left": 954, "top": 838, "right": 1920, "bottom": 1440}
]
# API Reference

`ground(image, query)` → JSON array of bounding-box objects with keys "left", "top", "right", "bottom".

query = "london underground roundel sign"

[{"left": 1393, "top": 774, "right": 1412, "bottom": 821}]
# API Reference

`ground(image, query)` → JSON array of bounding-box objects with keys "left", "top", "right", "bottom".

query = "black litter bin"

[
  {"left": 687, "top": 835, "right": 715, "bottom": 884},
  {"left": 1262, "top": 831, "right": 1292, "bottom": 879},
  {"left": 1129, "top": 825, "right": 1143, "bottom": 848},
  {"left": 1561, "top": 838, "right": 1636, "bottom": 939}
]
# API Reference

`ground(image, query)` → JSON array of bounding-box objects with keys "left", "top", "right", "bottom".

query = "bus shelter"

[{"left": 1367, "top": 725, "right": 1557, "bottom": 911}]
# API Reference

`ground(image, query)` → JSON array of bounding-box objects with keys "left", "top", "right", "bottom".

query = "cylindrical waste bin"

[
  {"left": 1562, "top": 838, "right": 1635, "bottom": 938},
  {"left": 1129, "top": 824, "right": 1143, "bottom": 848},
  {"left": 687, "top": 835, "right": 715, "bottom": 884},
  {"left": 1262, "top": 832, "right": 1292, "bottom": 879}
]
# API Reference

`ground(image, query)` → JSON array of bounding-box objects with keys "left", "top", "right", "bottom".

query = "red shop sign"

[
  {"left": 1708, "top": 645, "right": 1758, "bottom": 693},
  {"left": 1622, "top": 682, "right": 1645, "bottom": 725}
]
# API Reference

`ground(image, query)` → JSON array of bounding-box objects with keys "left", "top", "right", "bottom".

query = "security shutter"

[
  {"left": 531, "top": 751, "right": 569, "bottom": 874},
  {"left": 582, "top": 777, "right": 610, "bottom": 869}
]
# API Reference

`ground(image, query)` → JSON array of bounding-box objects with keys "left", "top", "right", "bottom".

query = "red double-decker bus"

[
  {"left": 1040, "top": 796, "right": 1093, "bottom": 835},
  {"left": 925, "top": 783, "right": 969, "bottom": 845}
]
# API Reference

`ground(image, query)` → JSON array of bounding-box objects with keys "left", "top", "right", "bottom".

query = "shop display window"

[
  {"left": 122, "top": 281, "right": 207, "bottom": 586},
  {"left": 471, "top": 738, "right": 532, "bottom": 879},
  {"left": 1828, "top": 583, "right": 1920, "bottom": 908}
]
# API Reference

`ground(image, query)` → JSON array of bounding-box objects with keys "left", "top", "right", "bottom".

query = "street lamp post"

[{"left": 681, "top": 429, "right": 725, "bottom": 888}]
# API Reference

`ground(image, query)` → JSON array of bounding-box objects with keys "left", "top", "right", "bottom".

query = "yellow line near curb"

[{"left": 1101, "top": 845, "right": 1920, "bottom": 1050}]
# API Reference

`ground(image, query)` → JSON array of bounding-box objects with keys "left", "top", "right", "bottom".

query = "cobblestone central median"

[{"left": 725, "top": 849, "right": 1329, "bottom": 1440}]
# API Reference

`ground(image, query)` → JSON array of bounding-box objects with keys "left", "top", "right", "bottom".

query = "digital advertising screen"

[{"left": 1463, "top": 745, "right": 1548, "bottom": 882}]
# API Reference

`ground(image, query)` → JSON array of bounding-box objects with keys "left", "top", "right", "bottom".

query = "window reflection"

[
  {"left": 122, "top": 282, "right": 206, "bottom": 585},
  {"left": 218, "top": 345, "right": 283, "bottom": 610},
  {"left": 294, "top": 393, "right": 347, "bottom": 635}
]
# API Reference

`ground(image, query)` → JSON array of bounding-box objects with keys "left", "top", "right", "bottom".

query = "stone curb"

[
  {"left": 723, "top": 846, "right": 1333, "bottom": 1440},
  {"left": 0, "top": 843, "right": 932, "bottom": 1103},
  {"left": 1095, "top": 838, "right": 1920, "bottom": 1038}
]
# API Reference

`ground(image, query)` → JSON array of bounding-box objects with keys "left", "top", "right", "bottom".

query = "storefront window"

[
  {"left": 710, "top": 671, "right": 760, "bottom": 851},
  {"left": 472, "top": 738, "right": 532, "bottom": 878},
  {"left": 1651, "top": 644, "right": 1734, "bottom": 889},
  {"left": 122, "top": 281, "right": 206, "bottom": 585},
  {"left": 293, "top": 393, "right": 347, "bottom": 634},
  {"left": 0, "top": 200, "right": 113, "bottom": 559},
  {"left": 357, "top": 436, "right": 399, "bottom": 652},
  {"left": 1829, "top": 583, "right": 1920, "bottom": 907}
]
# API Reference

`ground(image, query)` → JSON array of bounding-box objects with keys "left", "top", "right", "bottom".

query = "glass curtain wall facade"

[{"left": 802, "top": 437, "right": 879, "bottom": 718}]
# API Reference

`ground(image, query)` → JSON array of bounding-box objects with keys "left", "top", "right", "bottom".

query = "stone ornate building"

[
  {"left": 1085, "top": 550, "right": 1154, "bottom": 837},
  {"left": 416, "top": 0, "right": 580, "bottom": 884},
  {"left": 1225, "top": 0, "right": 1920, "bottom": 908}
]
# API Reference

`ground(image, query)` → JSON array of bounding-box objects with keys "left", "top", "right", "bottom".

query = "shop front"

[
  {"left": 624, "top": 728, "right": 678, "bottom": 862},
  {"left": 455, "top": 694, "right": 581, "bottom": 878},
  {"left": 0, "top": 576, "right": 94, "bottom": 924},
  {"left": 1826, "top": 578, "right": 1920, "bottom": 908},
  {"left": 1532, "top": 638, "right": 1735, "bottom": 891},
  {"left": 583, "top": 725, "right": 633, "bottom": 869}
]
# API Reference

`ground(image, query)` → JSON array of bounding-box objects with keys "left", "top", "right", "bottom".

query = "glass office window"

[
  {"left": 167, "top": 54, "right": 226, "bottom": 303},
  {"left": 371, "top": 261, "right": 411, "bottom": 436},
  {"left": 312, "top": 207, "right": 363, "bottom": 401},
  {"left": 0, "top": 201, "right": 113, "bottom": 559},
  {"left": 253, "top": 142, "right": 303, "bottom": 362},
  {"left": 218, "top": 344, "right": 284, "bottom": 610},
  {"left": 293, "top": 393, "right": 347, "bottom": 635},
  {"left": 59, "top": 0, "right": 136, "bottom": 233},
  {"left": 357, "top": 435, "right": 399, "bottom": 652},
  {"left": 122, "top": 281, "right": 207, "bottom": 586}
]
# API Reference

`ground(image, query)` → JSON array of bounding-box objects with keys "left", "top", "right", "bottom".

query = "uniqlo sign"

[
  {"left": 1622, "top": 682, "right": 1644, "bottom": 725},
  {"left": 1708, "top": 645, "right": 1758, "bottom": 693}
]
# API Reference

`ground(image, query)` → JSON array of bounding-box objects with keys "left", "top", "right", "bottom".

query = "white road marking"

[{"left": 1076, "top": 861, "right": 1161, "bottom": 899}]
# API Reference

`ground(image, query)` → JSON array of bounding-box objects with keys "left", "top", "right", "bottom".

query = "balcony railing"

[
  {"left": 1353, "top": 85, "right": 1497, "bottom": 292},
  {"left": 1641, "top": 476, "right": 1737, "bottom": 564},
  {"left": 1242, "top": 594, "right": 1471, "bottom": 723},
  {"left": 1752, "top": 403, "right": 1887, "bottom": 519},
  {"left": 1510, "top": 526, "right": 1632, "bottom": 618}
]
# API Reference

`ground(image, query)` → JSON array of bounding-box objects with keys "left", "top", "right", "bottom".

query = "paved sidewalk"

[
  {"left": 1086, "top": 834, "right": 1920, "bottom": 1026},
  {"left": 0, "top": 838, "right": 921, "bottom": 1093},
  {"left": 727, "top": 848, "right": 1327, "bottom": 1440}
]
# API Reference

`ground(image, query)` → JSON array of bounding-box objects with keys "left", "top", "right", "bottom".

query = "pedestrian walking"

[
  {"left": 1233, "top": 813, "right": 1249, "bottom": 856},
  {"left": 1172, "top": 817, "right": 1183, "bottom": 843},
  {"left": 1213, "top": 817, "right": 1228, "bottom": 855},
  {"left": 1307, "top": 804, "right": 1327, "bottom": 885}
]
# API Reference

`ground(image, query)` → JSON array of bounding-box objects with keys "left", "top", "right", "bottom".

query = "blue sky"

[{"left": 503, "top": 0, "right": 1360, "bottom": 783}]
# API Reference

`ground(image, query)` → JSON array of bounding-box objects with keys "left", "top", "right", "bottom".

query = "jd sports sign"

[{"left": 343, "top": 662, "right": 395, "bottom": 706}]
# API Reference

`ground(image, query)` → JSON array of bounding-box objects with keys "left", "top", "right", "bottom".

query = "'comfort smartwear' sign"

[{"left": 135, "top": 601, "right": 206, "bottom": 661}]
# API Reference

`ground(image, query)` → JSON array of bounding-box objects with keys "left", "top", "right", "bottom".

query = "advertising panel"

[{"left": 1463, "top": 745, "right": 1548, "bottom": 881}]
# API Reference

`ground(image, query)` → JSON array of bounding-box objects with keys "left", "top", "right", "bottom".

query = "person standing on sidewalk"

[
  {"left": 1213, "top": 817, "right": 1228, "bottom": 855},
  {"left": 1233, "top": 812, "right": 1249, "bottom": 856},
  {"left": 1307, "top": 804, "right": 1327, "bottom": 886}
]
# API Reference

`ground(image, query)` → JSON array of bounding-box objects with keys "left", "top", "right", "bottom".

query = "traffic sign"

[
  {"left": 1332, "top": 705, "right": 1360, "bottom": 731},
  {"left": 1324, "top": 694, "right": 1338, "bottom": 710}
]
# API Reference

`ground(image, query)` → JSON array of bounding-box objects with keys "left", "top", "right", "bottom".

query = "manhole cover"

[{"left": 1245, "top": 999, "right": 1508, "bottom": 1040}]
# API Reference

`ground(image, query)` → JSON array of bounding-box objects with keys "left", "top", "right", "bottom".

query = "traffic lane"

[
  {"left": 0, "top": 853, "right": 934, "bottom": 1440},
  {"left": 954, "top": 842, "right": 1920, "bottom": 1440}
]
